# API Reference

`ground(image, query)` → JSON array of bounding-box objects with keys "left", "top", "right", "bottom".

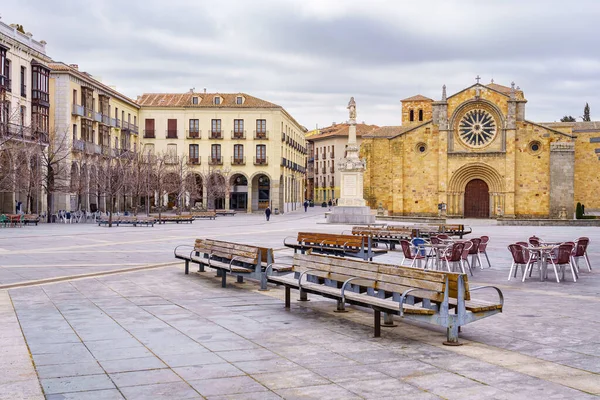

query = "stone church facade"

[{"left": 361, "top": 82, "right": 600, "bottom": 219}]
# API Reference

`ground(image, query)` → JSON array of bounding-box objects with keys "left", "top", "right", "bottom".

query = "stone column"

[
  {"left": 246, "top": 183, "right": 253, "bottom": 213},
  {"left": 549, "top": 142, "right": 575, "bottom": 218},
  {"left": 202, "top": 185, "right": 208, "bottom": 209}
]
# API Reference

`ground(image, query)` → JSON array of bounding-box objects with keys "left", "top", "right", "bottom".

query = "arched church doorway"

[{"left": 464, "top": 179, "right": 489, "bottom": 218}]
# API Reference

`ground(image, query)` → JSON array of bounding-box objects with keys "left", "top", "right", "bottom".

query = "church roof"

[
  {"left": 308, "top": 123, "right": 379, "bottom": 141},
  {"left": 486, "top": 83, "right": 512, "bottom": 94},
  {"left": 401, "top": 94, "right": 433, "bottom": 102},
  {"left": 363, "top": 120, "right": 432, "bottom": 139},
  {"left": 573, "top": 121, "right": 600, "bottom": 132}
]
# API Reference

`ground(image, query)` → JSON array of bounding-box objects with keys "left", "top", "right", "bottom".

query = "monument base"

[{"left": 326, "top": 206, "right": 376, "bottom": 224}]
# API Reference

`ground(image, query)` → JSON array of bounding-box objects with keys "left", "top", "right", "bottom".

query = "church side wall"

[
  {"left": 574, "top": 133, "right": 600, "bottom": 211},
  {"left": 397, "top": 128, "right": 439, "bottom": 216},
  {"left": 513, "top": 122, "right": 551, "bottom": 218}
]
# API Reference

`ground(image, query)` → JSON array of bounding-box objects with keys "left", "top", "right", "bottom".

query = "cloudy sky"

[{"left": 3, "top": 0, "right": 600, "bottom": 128}]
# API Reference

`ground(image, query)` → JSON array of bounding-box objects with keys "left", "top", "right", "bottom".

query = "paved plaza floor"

[{"left": 1, "top": 208, "right": 599, "bottom": 399}]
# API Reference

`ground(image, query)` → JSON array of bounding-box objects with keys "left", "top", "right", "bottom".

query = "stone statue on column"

[{"left": 326, "top": 97, "right": 375, "bottom": 224}]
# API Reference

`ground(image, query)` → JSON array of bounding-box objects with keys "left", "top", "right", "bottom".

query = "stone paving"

[{"left": 1, "top": 208, "right": 600, "bottom": 399}]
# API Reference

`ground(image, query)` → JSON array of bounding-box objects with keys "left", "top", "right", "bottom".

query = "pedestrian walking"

[
  {"left": 328, "top": 199, "right": 332, "bottom": 210},
  {"left": 303, "top": 200, "right": 308, "bottom": 212},
  {"left": 265, "top": 206, "right": 271, "bottom": 221}
]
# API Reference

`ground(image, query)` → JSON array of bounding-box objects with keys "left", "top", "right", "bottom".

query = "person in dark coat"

[
  {"left": 265, "top": 206, "right": 271, "bottom": 221},
  {"left": 303, "top": 200, "right": 308, "bottom": 212}
]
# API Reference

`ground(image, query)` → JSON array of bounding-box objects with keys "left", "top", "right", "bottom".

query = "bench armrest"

[
  {"left": 399, "top": 287, "right": 439, "bottom": 317},
  {"left": 265, "top": 263, "right": 293, "bottom": 277},
  {"left": 469, "top": 286, "right": 504, "bottom": 309},
  {"left": 283, "top": 236, "right": 297, "bottom": 247},
  {"left": 228, "top": 256, "right": 243, "bottom": 272},
  {"left": 340, "top": 277, "right": 376, "bottom": 302},
  {"left": 298, "top": 269, "right": 322, "bottom": 289},
  {"left": 174, "top": 244, "right": 194, "bottom": 257}
]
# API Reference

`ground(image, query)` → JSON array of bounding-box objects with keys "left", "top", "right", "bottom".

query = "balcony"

[
  {"left": 210, "top": 130, "right": 222, "bottom": 139},
  {"left": 83, "top": 107, "right": 94, "bottom": 120},
  {"left": 231, "top": 130, "right": 246, "bottom": 139},
  {"left": 188, "top": 156, "right": 201, "bottom": 165},
  {"left": 281, "top": 132, "right": 286, "bottom": 142},
  {"left": 0, "top": 76, "right": 11, "bottom": 92},
  {"left": 131, "top": 124, "right": 139, "bottom": 134},
  {"left": 84, "top": 141, "right": 96, "bottom": 155},
  {"left": 144, "top": 130, "right": 155, "bottom": 139},
  {"left": 71, "top": 104, "right": 85, "bottom": 116},
  {"left": 253, "top": 130, "right": 268, "bottom": 140},
  {"left": 330, "top": 166, "right": 334, "bottom": 173},
  {"left": 330, "top": 152, "right": 335, "bottom": 158},
  {"left": 92, "top": 112, "right": 102, "bottom": 123},
  {"left": 254, "top": 157, "right": 268, "bottom": 166},
  {"left": 315, "top": 154, "right": 319, "bottom": 160},
  {"left": 122, "top": 122, "right": 132, "bottom": 132},
  {"left": 231, "top": 156, "right": 246, "bottom": 165},
  {"left": 101, "top": 115, "right": 111, "bottom": 125},
  {"left": 166, "top": 129, "right": 178, "bottom": 139},
  {"left": 186, "top": 130, "right": 201, "bottom": 139},
  {"left": 209, "top": 156, "right": 223, "bottom": 165},
  {"left": 165, "top": 155, "right": 179, "bottom": 164},
  {"left": 72, "top": 139, "right": 84, "bottom": 152},
  {"left": 101, "top": 145, "right": 111, "bottom": 157},
  {"left": 321, "top": 168, "right": 326, "bottom": 174},
  {"left": 115, "top": 118, "right": 121, "bottom": 128},
  {"left": 281, "top": 157, "right": 286, "bottom": 167}
]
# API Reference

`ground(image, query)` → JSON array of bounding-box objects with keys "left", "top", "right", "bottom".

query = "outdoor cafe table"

[
  {"left": 527, "top": 245, "right": 555, "bottom": 282},
  {"left": 420, "top": 243, "right": 451, "bottom": 271}
]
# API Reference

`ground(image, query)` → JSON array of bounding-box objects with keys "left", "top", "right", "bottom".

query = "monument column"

[{"left": 326, "top": 97, "right": 375, "bottom": 224}]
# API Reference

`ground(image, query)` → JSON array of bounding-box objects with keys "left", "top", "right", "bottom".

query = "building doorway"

[
  {"left": 230, "top": 174, "right": 248, "bottom": 211},
  {"left": 464, "top": 179, "right": 489, "bottom": 218}
]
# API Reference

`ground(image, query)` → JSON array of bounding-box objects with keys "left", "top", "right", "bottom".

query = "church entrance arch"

[
  {"left": 447, "top": 163, "right": 504, "bottom": 218},
  {"left": 464, "top": 179, "right": 489, "bottom": 218}
]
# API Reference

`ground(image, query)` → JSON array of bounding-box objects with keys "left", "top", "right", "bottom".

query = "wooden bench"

[
  {"left": 192, "top": 211, "right": 217, "bottom": 220},
  {"left": 350, "top": 226, "right": 415, "bottom": 250},
  {"left": 267, "top": 253, "right": 503, "bottom": 344},
  {"left": 174, "top": 239, "right": 286, "bottom": 290},
  {"left": 154, "top": 215, "right": 194, "bottom": 224},
  {"left": 284, "top": 232, "right": 387, "bottom": 260},
  {"left": 98, "top": 216, "right": 155, "bottom": 227},
  {"left": 23, "top": 214, "right": 40, "bottom": 226},
  {"left": 215, "top": 209, "right": 236, "bottom": 216},
  {"left": 438, "top": 224, "right": 473, "bottom": 239}
]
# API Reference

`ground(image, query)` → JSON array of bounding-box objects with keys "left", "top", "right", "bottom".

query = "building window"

[
  {"left": 255, "top": 144, "right": 266, "bottom": 164},
  {"left": 415, "top": 142, "right": 427, "bottom": 154},
  {"left": 189, "top": 144, "right": 199, "bottom": 163},
  {"left": 167, "top": 144, "right": 177, "bottom": 163},
  {"left": 236, "top": 96, "right": 243, "bottom": 104},
  {"left": 72, "top": 124, "right": 77, "bottom": 142},
  {"left": 20, "top": 66, "right": 26, "bottom": 98},
  {"left": 0, "top": 47, "right": 6, "bottom": 89},
  {"left": 72, "top": 89, "right": 77, "bottom": 104},
  {"left": 234, "top": 119, "right": 244, "bottom": 138},
  {"left": 192, "top": 96, "right": 198, "bottom": 105},
  {"left": 31, "top": 63, "right": 49, "bottom": 106},
  {"left": 189, "top": 119, "right": 199, "bottom": 138},
  {"left": 418, "top": 109, "right": 423, "bottom": 121},
  {"left": 256, "top": 119, "right": 266, "bottom": 134},
  {"left": 167, "top": 119, "right": 177, "bottom": 138},
  {"left": 211, "top": 119, "right": 221, "bottom": 138},
  {"left": 32, "top": 105, "right": 49, "bottom": 135},
  {"left": 211, "top": 144, "right": 221, "bottom": 162},
  {"left": 144, "top": 119, "right": 155, "bottom": 138},
  {"left": 233, "top": 144, "right": 244, "bottom": 164},
  {"left": 214, "top": 97, "right": 221, "bottom": 105},
  {"left": 3, "top": 58, "right": 10, "bottom": 93},
  {"left": 409, "top": 109, "right": 414, "bottom": 122}
]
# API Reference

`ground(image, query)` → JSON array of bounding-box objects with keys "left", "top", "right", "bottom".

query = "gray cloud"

[{"left": 3, "top": 0, "right": 600, "bottom": 126}]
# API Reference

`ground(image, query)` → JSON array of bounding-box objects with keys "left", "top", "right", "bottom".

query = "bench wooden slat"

[{"left": 343, "top": 292, "right": 436, "bottom": 315}]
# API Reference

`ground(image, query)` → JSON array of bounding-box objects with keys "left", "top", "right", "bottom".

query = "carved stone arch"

[
  {"left": 249, "top": 171, "right": 272, "bottom": 183},
  {"left": 447, "top": 162, "right": 505, "bottom": 217},
  {"left": 229, "top": 171, "right": 249, "bottom": 186}
]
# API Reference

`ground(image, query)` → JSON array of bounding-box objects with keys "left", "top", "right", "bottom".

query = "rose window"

[{"left": 458, "top": 109, "right": 497, "bottom": 148}]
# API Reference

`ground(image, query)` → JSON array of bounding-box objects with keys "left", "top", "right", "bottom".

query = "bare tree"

[
  {"left": 96, "top": 154, "right": 129, "bottom": 227},
  {"left": 148, "top": 151, "right": 170, "bottom": 221},
  {"left": 201, "top": 166, "right": 230, "bottom": 210},
  {"left": 37, "top": 126, "right": 71, "bottom": 222},
  {"left": 164, "top": 154, "right": 190, "bottom": 215}
]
